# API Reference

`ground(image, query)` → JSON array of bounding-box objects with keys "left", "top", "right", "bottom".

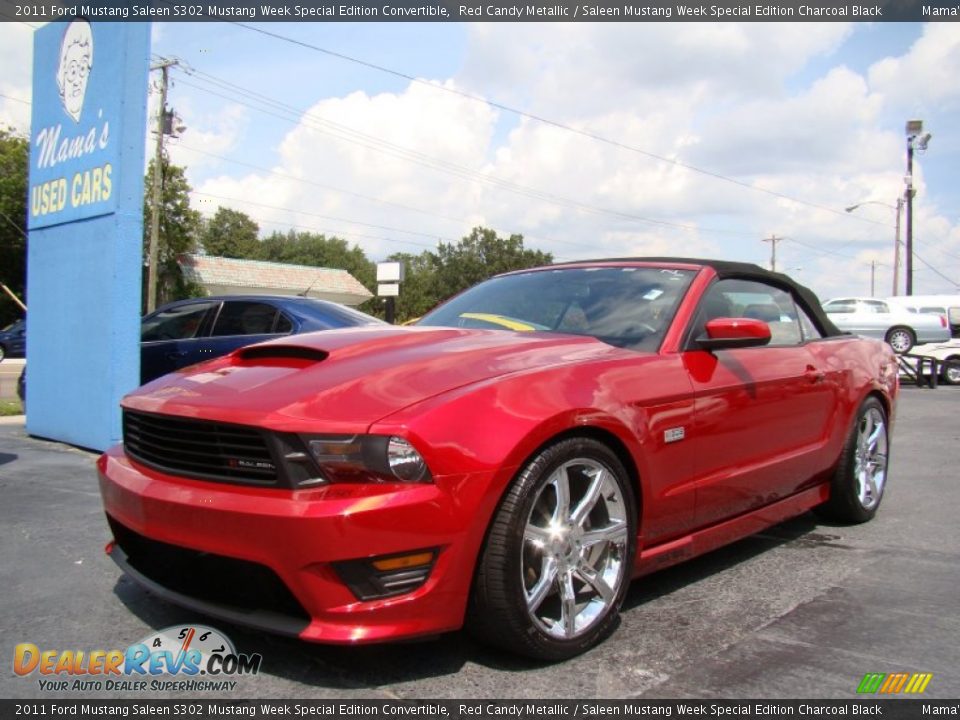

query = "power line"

[
  {"left": 190, "top": 190, "right": 451, "bottom": 246},
  {"left": 232, "top": 22, "right": 890, "bottom": 227},
  {"left": 912, "top": 249, "right": 960, "bottom": 288},
  {"left": 173, "top": 141, "right": 469, "bottom": 227},
  {"left": 174, "top": 142, "right": 640, "bottom": 254},
  {"left": 0, "top": 93, "right": 31, "bottom": 107},
  {"left": 174, "top": 65, "right": 759, "bottom": 240}
]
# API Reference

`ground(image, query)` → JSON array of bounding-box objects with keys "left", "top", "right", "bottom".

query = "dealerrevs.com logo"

[{"left": 13, "top": 625, "right": 262, "bottom": 693}]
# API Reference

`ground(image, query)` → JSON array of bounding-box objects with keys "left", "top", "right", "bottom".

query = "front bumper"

[{"left": 97, "top": 446, "right": 494, "bottom": 644}]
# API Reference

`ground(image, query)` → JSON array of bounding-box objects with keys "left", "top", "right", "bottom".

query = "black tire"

[
  {"left": 817, "top": 397, "right": 889, "bottom": 524},
  {"left": 468, "top": 437, "right": 637, "bottom": 660},
  {"left": 940, "top": 355, "right": 960, "bottom": 386},
  {"left": 884, "top": 326, "right": 915, "bottom": 354}
]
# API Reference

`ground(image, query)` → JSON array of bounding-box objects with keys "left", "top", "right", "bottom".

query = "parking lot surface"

[{"left": 1, "top": 386, "right": 958, "bottom": 700}]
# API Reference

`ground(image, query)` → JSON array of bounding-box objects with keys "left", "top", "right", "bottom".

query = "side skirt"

[{"left": 633, "top": 483, "right": 830, "bottom": 577}]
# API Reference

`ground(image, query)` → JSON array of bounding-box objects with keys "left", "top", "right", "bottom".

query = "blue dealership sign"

[
  {"left": 26, "top": 21, "right": 150, "bottom": 450},
  {"left": 28, "top": 19, "right": 125, "bottom": 228}
]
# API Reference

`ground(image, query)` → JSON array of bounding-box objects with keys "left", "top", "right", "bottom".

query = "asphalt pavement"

[{"left": 1, "top": 386, "right": 958, "bottom": 700}]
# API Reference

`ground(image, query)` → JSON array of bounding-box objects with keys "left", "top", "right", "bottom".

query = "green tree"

[
  {"left": 387, "top": 227, "right": 552, "bottom": 323},
  {"left": 143, "top": 156, "right": 203, "bottom": 310},
  {"left": 430, "top": 226, "right": 552, "bottom": 301},
  {"left": 387, "top": 251, "right": 439, "bottom": 323},
  {"left": 200, "top": 207, "right": 260, "bottom": 259},
  {"left": 0, "top": 129, "right": 28, "bottom": 326}
]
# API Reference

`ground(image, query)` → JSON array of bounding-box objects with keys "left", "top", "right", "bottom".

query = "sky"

[{"left": 1, "top": 19, "right": 959, "bottom": 301}]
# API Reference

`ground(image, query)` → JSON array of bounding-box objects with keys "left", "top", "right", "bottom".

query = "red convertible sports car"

[{"left": 98, "top": 258, "right": 898, "bottom": 660}]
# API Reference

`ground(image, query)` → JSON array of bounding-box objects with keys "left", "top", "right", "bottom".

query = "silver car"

[{"left": 823, "top": 297, "right": 950, "bottom": 354}]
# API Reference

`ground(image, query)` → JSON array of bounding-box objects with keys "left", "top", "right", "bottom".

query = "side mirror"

[{"left": 697, "top": 318, "right": 771, "bottom": 351}]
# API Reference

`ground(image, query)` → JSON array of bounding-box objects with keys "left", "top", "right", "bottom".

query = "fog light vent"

[{"left": 334, "top": 549, "right": 438, "bottom": 601}]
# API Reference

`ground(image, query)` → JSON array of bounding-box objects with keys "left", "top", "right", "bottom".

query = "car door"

[
  {"left": 829, "top": 299, "right": 890, "bottom": 339},
  {"left": 140, "top": 301, "right": 218, "bottom": 384},
  {"left": 682, "top": 279, "right": 840, "bottom": 528},
  {"left": 9, "top": 320, "right": 26, "bottom": 355}
]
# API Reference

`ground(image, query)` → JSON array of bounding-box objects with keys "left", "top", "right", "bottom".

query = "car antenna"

[{"left": 298, "top": 275, "right": 320, "bottom": 298}]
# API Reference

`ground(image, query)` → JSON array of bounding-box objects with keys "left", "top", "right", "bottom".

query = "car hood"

[{"left": 123, "top": 326, "right": 618, "bottom": 432}]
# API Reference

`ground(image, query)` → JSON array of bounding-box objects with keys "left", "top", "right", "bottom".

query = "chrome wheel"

[
  {"left": 816, "top": 396, "right": 890, "bottom": 524},
  {"left": 521, "top": 458, "right": 629, "bottom": 640},
  {"left": 885, "top": 327, "right": 914, "bottom": 354},
  {"left": 854, "top": 406, "right": 888, "bottom": 511},
  {"left": 943, "top": 357, "right": 960, "bottom": 385}
]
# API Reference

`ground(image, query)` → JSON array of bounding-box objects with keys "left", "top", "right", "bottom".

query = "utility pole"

[
  {"left": 146, "top": 59, "right": 178, "bottom": 314},
  {"left": 762, "top": 235, "right": 781, "bottom": 272},
  {"left": 870, "top": 260, "right": 876, "bottom": 297}
]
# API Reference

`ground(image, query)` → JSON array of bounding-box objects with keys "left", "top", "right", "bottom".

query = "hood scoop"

[{"left": 236, "top": 345, "right": 329, "bottom": 367}]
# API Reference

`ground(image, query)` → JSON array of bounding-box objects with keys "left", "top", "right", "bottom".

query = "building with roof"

[{"left": 178, "top": 254, "right": 373, "bottom": 307}]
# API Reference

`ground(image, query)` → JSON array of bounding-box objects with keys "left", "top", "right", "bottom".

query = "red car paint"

[{"left": 98, "top": 260, "right": 898, "bottom": 647}]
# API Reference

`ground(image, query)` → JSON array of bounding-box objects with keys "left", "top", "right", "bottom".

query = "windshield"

[{"left": 418, "top": 266, "right": 697, "bottom": 351}]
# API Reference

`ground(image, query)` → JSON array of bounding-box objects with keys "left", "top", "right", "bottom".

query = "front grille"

[
  {"left": 107, "top": 514, "right": 310, "bottom": 625},
  {"left": 123, "top": 410, "right": 279, "bottom": 485}
]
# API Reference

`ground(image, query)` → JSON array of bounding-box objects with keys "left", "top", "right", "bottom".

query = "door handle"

[
  {"left": 805, "top": 365, "right": 826, "bottom": 384},
  {"left": 165, "top": 351, "right": 187, "bottom": 359}
]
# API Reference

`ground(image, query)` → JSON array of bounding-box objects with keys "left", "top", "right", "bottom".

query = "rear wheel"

[
  {"left": 468, "top": 437, "right": 636, "bottom": 660},
  {"left": 940, "top": 355, "right": 960, "bottom": 385},
  {"left": 884, "top": 326, "right": 915, "bottom": 354},
  {"left": 818, "top": 397, "right": 889, "bottom": 524}
]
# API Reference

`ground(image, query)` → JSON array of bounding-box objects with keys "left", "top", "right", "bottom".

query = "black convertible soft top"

[{"left": 553, "top": 256, "right": 844, "bottom": 338}]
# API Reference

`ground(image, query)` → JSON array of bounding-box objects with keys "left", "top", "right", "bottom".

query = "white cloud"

[
  {"left": 0, "top": 24, "right": 34, "bottom": 131},
  {"left": 2, "top": 21, "right": 958, "bottom": 298},
  {"left": 868, "top": 23, "right": 960, "bottom": 115},
  {"left": 167, "top": 103, "right": 249, "bottom": 171}
]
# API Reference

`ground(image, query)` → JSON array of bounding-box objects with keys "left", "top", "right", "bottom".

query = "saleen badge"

[{"left": 664, "top": 427, "right": 686, "bottom": 443}]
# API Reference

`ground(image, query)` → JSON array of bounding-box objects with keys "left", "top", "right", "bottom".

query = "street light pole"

[
  {"left": 904, "top": 119, "right": 932, "bottom": 297},
  {"left": 844, "top": 199, "right": 904, "bottom": 296}
]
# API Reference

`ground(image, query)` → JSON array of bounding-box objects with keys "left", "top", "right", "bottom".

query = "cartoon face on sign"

[{"left": 57, "top": 19, "right": 93, "bottom": 123}]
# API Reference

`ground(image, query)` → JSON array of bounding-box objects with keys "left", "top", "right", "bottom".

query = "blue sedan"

[
  {"left": 140, "top": 295, "right": 384, "bottom": 384},
  {"left": 0, "top": 318, "right": 26, "bottom": 362}
]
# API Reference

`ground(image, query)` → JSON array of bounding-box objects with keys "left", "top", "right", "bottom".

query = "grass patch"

[{"left": 0, "top": 400, "right": 24, "bottom": 416}]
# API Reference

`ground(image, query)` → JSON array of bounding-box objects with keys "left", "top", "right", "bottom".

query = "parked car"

[
  {"left": 0, "top": 318, "right": 26, "bottom": 362},
  {"left": 140, "top": 295, "right": 385, "bottom": 384},
  {"left": 822, "top": 297, "right": 949, "bottom": 353},
  {"left": 885, "top": 295, "right": 960, "bottom": 339},
  {"left": 98, "top": 259, "right": 898, "bottom": 660},
  {"left": 20, "top": 297, "right": 384, "bottom": 406}
]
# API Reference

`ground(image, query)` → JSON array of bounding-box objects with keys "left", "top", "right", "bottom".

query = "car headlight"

[{"left": 299, "top": 434, "right": 432, "bottom": 485}]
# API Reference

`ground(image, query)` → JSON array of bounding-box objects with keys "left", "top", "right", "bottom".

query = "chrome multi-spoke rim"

[
  {"left": 945, "top": 361, "right": 960, "bottom": 384},
  {"left": 855, "top": 407, "right": 888, "bottom": 510},
  {"left": 522, "top": 459, "right": 629, "bottom": 640},
  {"left": 887, "top": 330, "right": 912, "bottom": 354}
]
